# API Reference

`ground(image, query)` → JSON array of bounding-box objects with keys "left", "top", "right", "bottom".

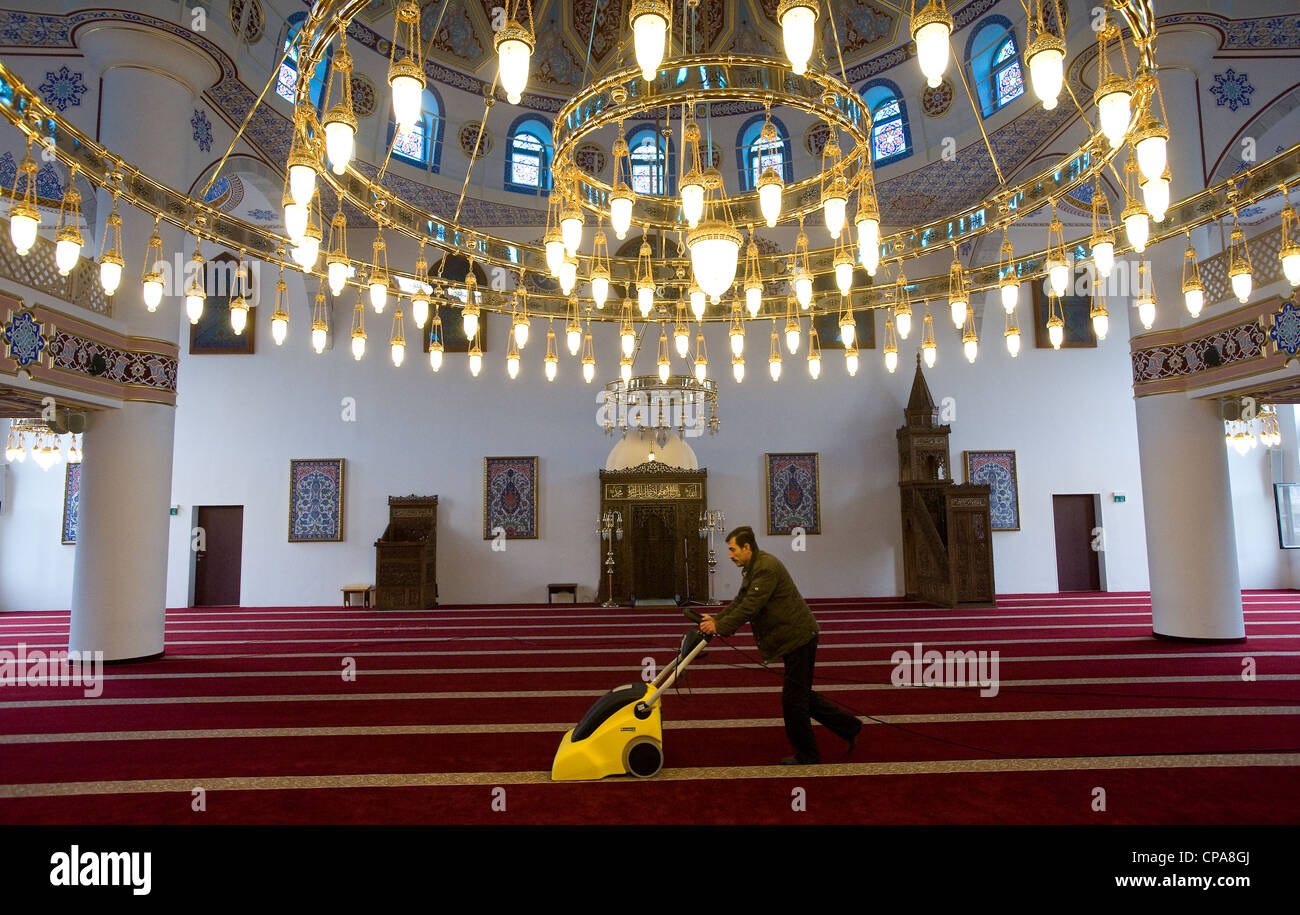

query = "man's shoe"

[
  {"left": 781, "top": 755, "right": 815, "bottom": 765},
  {"left": 846, "top": 721, "right": 863, "bottom": 756}
]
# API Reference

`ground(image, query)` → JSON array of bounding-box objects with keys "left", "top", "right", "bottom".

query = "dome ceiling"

[{"left": 350, "top": 0, "right": 900, "bottom": 95}]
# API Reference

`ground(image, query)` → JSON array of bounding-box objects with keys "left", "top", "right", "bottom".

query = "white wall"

[{"left": 0, "top": 420, "right": 78, "bottom": 611}]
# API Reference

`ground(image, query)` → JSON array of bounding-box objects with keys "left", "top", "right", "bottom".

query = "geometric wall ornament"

[
  {"left": 804, "top": 122, "right": 832, "bottom": 158},
  {"left": 459, "top": 122, "right": 493, "bottom": 159},
  {"left": 191, "top": 109, "right": 213, "bottom": 153},
  {"left": 964, "top": 450, "right": 1019, "bottom": 531},
  {"left": 484, "top": 456, "right": 538, "bottom": 539},
  {"left": 37, "top": 65, "right": 86, "bottom": 112},
  {"left": 350, "top": 73, "right": 377, "bottom": 118},
  {"left": 62, "top": 461, "right": 80, "bottom": 545},
  {"left": 1269, "top": 299, "right": 1300, "bottom": 357},
  {"left": 3, "top": 310, "right": 46, "bottom": 367},
  {"left": 1209, "top": 68, "right": 1254, "bottom": 112},
  {"left": 228, "top": 0, "right": 265, "bottom": 43},
  {"left": 288, "top": 458, "right": 345, "bottom": 542},
  {"left": 922, "top": 78, "right": 954, "bottom": 117},
  {"left": 765, "top": 452, "right": 821, "bottom": 535},
  {"left": 574, "top": 142, "right": 607, "bottom": 178}
]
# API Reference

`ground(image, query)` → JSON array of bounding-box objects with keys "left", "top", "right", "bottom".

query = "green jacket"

[{"left": 713, "top": 548, "right": 819, "bottom": 661}]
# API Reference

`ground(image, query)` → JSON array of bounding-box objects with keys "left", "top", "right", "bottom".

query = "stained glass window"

[
  {"left": 275, "top": 62, "right": 297, "bottom": 103},
  {"left": 992, "top": 38, "right": 1024, "bottom": 109},
  {"left": 391, "top": 90, "right": 443, "bottom": 170},
  {"left": 511, "top": 133, "right": 543, "bottom": 188},
  {"left": 749, "top": 138, "right": 784, "bottom": 188},
  {"left": 871, "top": 98, "right": 906, "bottom": 162},
  {"left": 276, "top": 15, "right": 329, "bottom": 110},
  {"left": 392, "top": 121, "right": 426, "bottom": 162},
  {"left": 631, "top": 138, "right": 664, "bottom": 194}
]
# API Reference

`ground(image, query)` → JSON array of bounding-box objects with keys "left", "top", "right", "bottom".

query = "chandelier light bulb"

[
  {"left": 9, "top": 207, "right": 38, "bottom": 256},
  {"left": 1184, "top": 285, "right": 1204, "bottom": 318},
  {"left": 884, "top": 349, "right": 898, "bottom": 374},
  {"left": 730, "top": 325, "right": 744, "bottom": 357},
  {"left": 808, "top": 350, "right": 821, "bottom": 379},
  {"left": 786, "top": 326, "right": 800, "bottom": 354},
  {"left": 559, "top": 255, "right": 578, "bottom": 295},
  {"left": 857, "top": 219, "right": 880, "bottom": 276},
  {"left": 142, "top": 274, "right": 163, "bottom": 312},
  {"left": 1096, "top": 79, "right": 1132, "bottom": 149},
  {"left": 1279, "top": 247, "right": 1300, "bottom": 286},
  {"left": 1125, "top": 210, "right": 1150, "bottom": 253},
  {"left": 779, "top": 0, "right": 818, "bottom": 76},
  {"left": 1048, "top": 321, "right": 1064, "bottom": 349},
  {"left": 1026, "top": 34, "right": 1065, "bottom": 110},
  {"left": 328, "top": 261, "right": 349, "bottom": 296},
  {"left": 689, "top": 284, "right": 706, "bottom": 320},
  {"left": 369, "top": 279, "right": 388, "bottom": 313},
  {"left": 658, "top": 358, "right": 670, "bottom": 384},
  {"left": 1142, "top": 173, "right": 1170, "bottom": 224},
  {"left": 1092, "top": 312, "right": 1108, "bottom": 340},
  {"left": 769, "top": 354, "right": 782, "bottom": 382},
  {"left": 591, "top": 271, "right": 609, "bottom": 309},
  {"left": 55, "top": 237, "right": 82, "bottom": 276},
  {"left": 583, "top": 356, "right": 595, "bottom": 384},
  {"left": 1230, "top": 268, "right": 1252, "bottom": 304},
  {"left": 543, "top": 352, "right": 557, "bottom": 381},
  {"left": 495, "top": 21, "right": 533, "bottom": 106},
  {"left": 99, "top": 258, "right": 123, "bottom": 296},
  {"left": 688, "top": 220, "right": 742, "bottom": 300},
  {"left": 1047, "top": 259, "right": 1069, "bottom": 297},
  {"left": 621, "top": 358, "right": 633, "bottom": 384},
  {"left": 758, "top": 168, "right": 783, "bottom": 228},
  {"left": 845, "top": 348, "right": 859, "bottom": 376},
  {"left": 514, "top": 317, "right": 530, "bottom": 348},
  {"left": 1136, "top": 295, "right": 1156, "bottom": 330},
  {"left": 639, "top": 284, "right": 655, "bottom": 317},
  {"left": 1005, "top": 327, "right": 1021, "bottom": 356},
  {"left": 630, "top": 0, "right": 669, "bottom": 81},
  {"left": 681, "top": 172, "right": 705, "bottom": 228},
  {"left": 185, "top": 291, "right": 205, "bottom": 325},
  {"left": 1134, "top": 118, "right": 1169, "bottom": 184},
  {"left": 507, "top": 351, "right": 520, "bottom": 379},
  {"left": 284, "top": 201, "right": 308, "bottom": 244},
  {"left": 610, "top": 187, "right": 634, "bottom": 240},
  {"left": 694, "top": 358, "right": 707, "bottom": 384},
  {"left": 822, "top": 180, "right": 848, "bottom": 239},
  {"left": 745, "top": 283, "right": 762, "bottom": 316},
  {"left": 560, "top": 208, "right": 583, "bottom": 255},
  {"left": 428, "top": 344, "right": 443, "bottom": 371},
  {"left": 323, "top": 118, "right": 356, "bottom": 175},
  {"left": 389, "top": 66, "right": 424, "bottom": 133},
  {"left": 292, "top": 231, "right": 321, "bottom": 271},
  {"left": 622, "top": 328, "right": 636, "bottom": 357},
  {"left": 733, "top": 356, "right": 745, "bottom": 383},
  {"left": 923, "top": 340, "right": 936, "bottom": 368},
  {"left": 411, "top": 294, "right": 430, "bottom": 329},
  {"left": 1092, "top": 240, "right": 1115, "bottom": 278},
  {"left": 950, "top": 299, "right": 966, "bottom": 329},
  {"left": 544, "top": 231, "right": 565, "bottom": 276},
  {"left": 675, "top": 326, "right": 689, "bottom": 358},
  {"left": 462, "top": 310, "right": 479, "bottom": 340},
  {"left": 1000, "top": 280, "right": 1019, "bottom": 313},
  {"left": 470, "top": 349, "right": 483, "bottom": 376},
  {"left": 840, "top": 318, "right": 856, "bottom": 348},
  {"left": 911, "top": 2, "right": 953, "bottom": 89},
  {"left": 288, "top": 160, "right": 317, "bottom": 209},
  {"left": 793, "top": 272, "right": 813, "bottom": 309},
  {"left": 567, "top": 327, "right": 582, "bottom": 357},
  {"left": 309, "top": 323, "right": 326, "bottom": 352},
  {"left": 351, "top": 333, "right": 366, "bottom": 361},
  {"left": 834, "top": 259, "right": 853, "bottom": 297},
  {"left": 895, "top": 310, "right": 912, "bottom": 340},
  {"left": 964, "top": 337, "right": 978, "bottom": 363},
  {"left": 391, "top": 339, "right": 406, "bottom": 367},
  {"left": 230, "top": 300, "right": 248, "bottom": 336}
]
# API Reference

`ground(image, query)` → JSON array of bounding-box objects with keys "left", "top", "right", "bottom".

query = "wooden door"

[
  {"left": 1052, "top": 494, "right": 1100, "bottom": 592},
  {"left": 631, "top": 505, "right": 678, "bottom": 599},
  {"left": 194, "top": 506, "right": 243, "bottom": 606}
]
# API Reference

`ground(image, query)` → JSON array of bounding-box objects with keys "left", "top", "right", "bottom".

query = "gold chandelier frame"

[{"left": 2, "top": 1, "right": 1299, "bottom": 329}]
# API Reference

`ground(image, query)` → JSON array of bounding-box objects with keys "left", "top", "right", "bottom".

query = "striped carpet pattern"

[{"left": 0, "top": 592, "right": 1297, "bottom": 824}]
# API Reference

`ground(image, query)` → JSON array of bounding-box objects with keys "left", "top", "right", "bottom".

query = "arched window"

[
  {"left": 737, "top": 113, "right": 793, "bottom": 191},
  {"left": 276, "top": 12, "right": 331, "bottom": 111},
  {"left": 860, "top": 79, "right": 912, "bottom": 165},
  {"left": 967, "top": 16, "right": 1024, "bottom": 117},
  {"left": 388, "top": 86, "right": 445, "bottom": 172},
  {"left": 504, "top": 115, "right": 553, "bottom": 194},
  {"left": 622, "top": 125, "right": 675, "bottom": 196}
]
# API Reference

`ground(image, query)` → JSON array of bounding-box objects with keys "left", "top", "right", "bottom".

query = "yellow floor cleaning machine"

[{"left": 551, "top": 609, "right": 712, "bottom": 780}]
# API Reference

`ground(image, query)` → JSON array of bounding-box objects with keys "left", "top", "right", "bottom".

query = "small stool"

[
  {"left": 547, "top": 582, "right": 578, "bottom": 604},
  {"left": 342, "top": 584, "right": 372, "bottom": 608}
]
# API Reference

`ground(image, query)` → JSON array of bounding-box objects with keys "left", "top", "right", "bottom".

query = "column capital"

[{"left": 77, "top": 21, "right": 222, "bottom": 101}]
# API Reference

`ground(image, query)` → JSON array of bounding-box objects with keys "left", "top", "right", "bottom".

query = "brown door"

[
  {"left": 194, "top": 506, "right": 243, "bottom": 606},
  {"left": 631, "top": 505, "right": 677, "bottom": 599},
  {"left": 1052, "top": 494, "right": 1100, "bottom": 591}
]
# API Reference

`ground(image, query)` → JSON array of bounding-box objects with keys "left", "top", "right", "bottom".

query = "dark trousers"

[{"left": 782, "top": 636, "right": 860, "bottom": 763}]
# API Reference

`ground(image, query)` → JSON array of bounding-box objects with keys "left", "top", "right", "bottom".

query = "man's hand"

[{"left": 699, "top": 613, "right": 717, "bottom": 636}]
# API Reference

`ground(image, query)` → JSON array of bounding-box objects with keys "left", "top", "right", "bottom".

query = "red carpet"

[{"left": 1, "top": 592, "right": 1297, "bottom": 824}]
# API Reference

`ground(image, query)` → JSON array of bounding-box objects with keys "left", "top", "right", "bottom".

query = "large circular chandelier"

[{"left": 2, "top": 0, "right": 1299, "bottom": 386}]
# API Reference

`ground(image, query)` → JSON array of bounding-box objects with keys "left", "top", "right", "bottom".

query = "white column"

[
  {"left": 1129, "top": 27, "right": 1243, "bottom": 640},
  {"left": 68, "top": 24, "right": 220, "bottom": 659}
]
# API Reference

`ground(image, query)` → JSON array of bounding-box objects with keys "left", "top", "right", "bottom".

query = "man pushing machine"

[{"left": 698, "top": 526, "right": 863, "bottom": 765}]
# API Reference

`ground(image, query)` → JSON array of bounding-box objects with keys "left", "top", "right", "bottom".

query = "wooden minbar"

[
  {"left": 897, "top": 357, "right": 996, "bottom": 608},
  {"left": 373, "top": 495, "right": 438, "bottom": 610}
]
